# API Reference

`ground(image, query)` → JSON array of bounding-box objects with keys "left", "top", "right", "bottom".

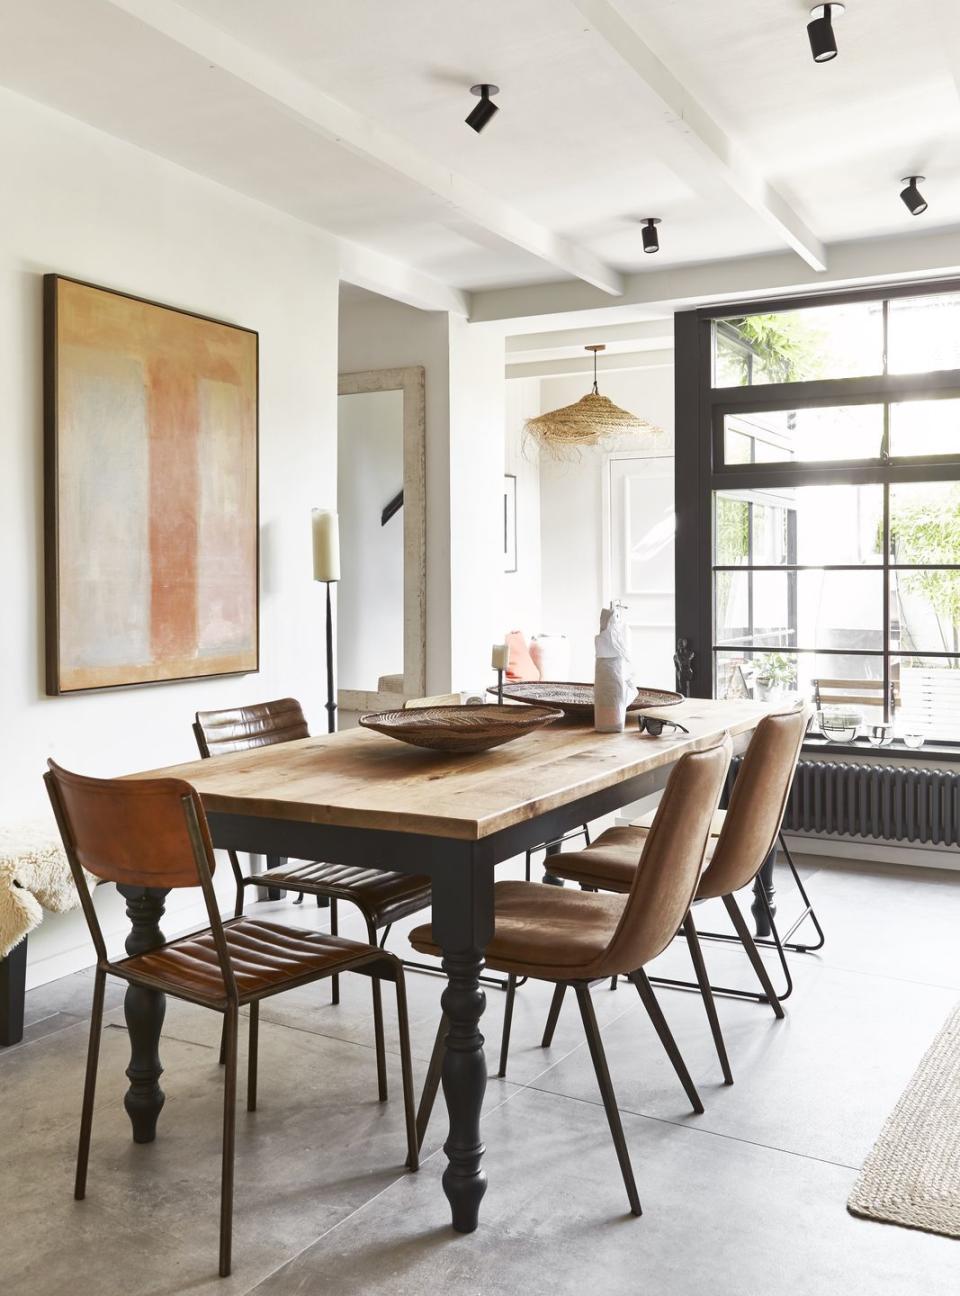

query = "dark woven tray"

[
  {"left": 487, "top": 681, "right": 683, "bottom": 718},
  {"left": 358, "top": 703, "right": 563, "bottom": 754}
]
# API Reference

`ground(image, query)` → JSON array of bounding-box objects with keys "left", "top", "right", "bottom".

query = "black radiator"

[{"left": 726, "top": 757, "right": 960, "bottom": 847}]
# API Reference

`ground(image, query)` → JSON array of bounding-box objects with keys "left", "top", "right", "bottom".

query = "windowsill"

[{"left": 802, "top": 735, "right": 960, "bottom": 763}]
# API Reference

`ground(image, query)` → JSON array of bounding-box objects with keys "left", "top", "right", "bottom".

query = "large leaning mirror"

[{"left": 336, "top": 366, "right": 426, "bottom": 712}]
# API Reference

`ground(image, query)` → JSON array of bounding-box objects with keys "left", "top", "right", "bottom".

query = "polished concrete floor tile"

[
  {"left": 527, "top": 954, "right": 958, "bottom": 1169},
  {"left": 247, "top": 1085, "right": 956, "bottom": 1296}
]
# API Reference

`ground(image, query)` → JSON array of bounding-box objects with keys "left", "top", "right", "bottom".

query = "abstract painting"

[{"left": 44, "top": 275, "right": 259, "bottom": 693}]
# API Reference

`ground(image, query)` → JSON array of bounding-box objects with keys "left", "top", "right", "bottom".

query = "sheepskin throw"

[{"left": 0, "top": 822, "right": 92, "bottom": 959}]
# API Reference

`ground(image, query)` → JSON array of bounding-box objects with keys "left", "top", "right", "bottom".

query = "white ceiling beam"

[
  {"left": 505, "top": 320, "right": 671, "bottom": 352},
  {"left": 571, "top": 0, "right": 827, "bottom": 273},
  {"left": 337, "top": 239, "right": 470, "bottom": 316},
  {"left": 507, "top": 348, "right": 673, "bottom": 380},
  {"left": 105, "top": 0, "right": 624, "bottom": 296},
  {"left": 471, "top": 226, "right": 960, "bottom": 329}
]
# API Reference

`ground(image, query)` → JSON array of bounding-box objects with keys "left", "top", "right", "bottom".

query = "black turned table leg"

[
  {"left": 439, "top": 948, "right": 487, "bottom": 1230},
  {"left": 117, "top": 885, "right": 170, "bottom": 1143},
  {"left": 431, "top": 856, "right": 495, "bottom": 1233},
  {"left": 751, "top": 847, "right": 777, "bottom": 939},
  {"left": 264, "top": 853, "right": 286, "bottom": 902},
  {"left": 542, "top": 838, "right": 565, "bottom": 888}
]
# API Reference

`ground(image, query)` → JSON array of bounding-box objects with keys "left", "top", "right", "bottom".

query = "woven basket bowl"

[
  {"left": 489, "top": 681, "right": 683, "bottom": 718},
  {"left": 358, "top": 703, "right": 563, "bottom": 754}
]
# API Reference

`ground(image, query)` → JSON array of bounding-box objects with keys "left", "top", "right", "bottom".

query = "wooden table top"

[{"left": 129, "top": 698, "right": 772, "bottom": 842}]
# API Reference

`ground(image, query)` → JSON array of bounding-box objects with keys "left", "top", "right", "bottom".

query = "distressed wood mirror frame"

[{"left": 336, "top": 366, "right": 426, "bottom": 713}]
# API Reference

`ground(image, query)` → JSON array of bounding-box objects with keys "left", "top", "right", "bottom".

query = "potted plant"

[{"left": 754, "top": 652, "right": 797, "bottom": 702}]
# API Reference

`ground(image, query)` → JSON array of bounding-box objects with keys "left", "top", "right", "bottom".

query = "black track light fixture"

[
  {"left": 466, "top": 84, "right": 500, "bottom": 133},
  {"left": 807, "top": 3, "right": 844, "bottom": 63},
  {"left": 900, "top": 175, "right": 928, "bottom": 216},
  {"left": 642, "top": 218, "right": 662, "bottom": 254}
]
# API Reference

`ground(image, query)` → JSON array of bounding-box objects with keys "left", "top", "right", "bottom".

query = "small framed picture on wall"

[{"left": 503, "top": 473, "right": 517, "bottom": 573}]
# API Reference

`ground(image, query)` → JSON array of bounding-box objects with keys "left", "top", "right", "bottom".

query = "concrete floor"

[{"left": 3, "top": 855, "right": 960, "bottom": 1295}]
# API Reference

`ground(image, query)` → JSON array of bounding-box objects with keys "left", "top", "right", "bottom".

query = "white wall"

[
  {"left": 503, "top": 378, "right": 542, "bottom": 639},
  {"left": 337, "top": 389, "right": 405, "bottom": 690},
  {"left": 0, "top": 88, "right": 340, "bottom": 985},
  {"left": 538, "top": 365, "right": 676, "bottom": 679}
]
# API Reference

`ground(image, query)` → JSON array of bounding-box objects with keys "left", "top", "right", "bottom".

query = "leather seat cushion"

[
  {"left": 409, "top": 880, "right": 628, "bottom": 981},
  {"left": 117, "top": 918, "right": 388, "bottom": 1004},
  {"left": 251, "top": 862, "right": 432, "bottom": 928},
  {"left": 547, "top": 826, "right": 717, "bottom": 897}
]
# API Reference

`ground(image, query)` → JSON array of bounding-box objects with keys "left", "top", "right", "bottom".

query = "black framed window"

[{"left": 675, "top": 282, "right": 960, "bottom": 747}]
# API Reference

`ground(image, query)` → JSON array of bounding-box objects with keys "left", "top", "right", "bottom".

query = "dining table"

[{"left": 121, "top": 695, "right": 772, "bottom": 1233}]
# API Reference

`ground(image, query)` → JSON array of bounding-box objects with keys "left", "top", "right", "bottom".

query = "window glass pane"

[
  {"left": 714, "top": 649, "right": 883, "bottom": 713},
  {"left": 891, "top": 657, "right": 960, "bottom": 741},
  {"left": 715, "top": 570, "right": 884, "bottom": 650},
  {"left": 889, "top": 482, "right": 960, "bottom": 564},
  {"left": 714, "top": 485, "right": 883, "bottom": 566},
  {"left": 888, "top": 293, "right": 960, "bottom": 374},
  {"left": 889, "top": 399, "right": 960, "bottom": 459},
  {"left": 724, "top": 406, "right": 883, "bottom": 465},
  {"left": 891, "top": 570, "right": 960, "bottom": 655},
  {"left": 713, "top": 302, "right": 884, "bottom": 387}
]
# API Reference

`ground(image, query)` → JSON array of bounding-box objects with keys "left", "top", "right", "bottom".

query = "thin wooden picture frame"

[{"left": 44, "top": 274, "right": 260, "bottom": 694}]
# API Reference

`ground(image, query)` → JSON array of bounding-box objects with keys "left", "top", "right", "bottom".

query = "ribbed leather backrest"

[
  {"left": 699, "top": 705, "right": 813, "bottom": 900},
  {"left": 194, "top": 698, "right": 309, "bottom": 758},
  {"left": 45, "top": 760, "right": 214, "bottom": 889},
  {"left": 603, "top": 735, "right": 732, "bottom": 972}
]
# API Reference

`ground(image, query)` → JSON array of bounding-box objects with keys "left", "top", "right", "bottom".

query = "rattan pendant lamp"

[{"left": 524, "top": 344, "right": 664, "bottom": 457}]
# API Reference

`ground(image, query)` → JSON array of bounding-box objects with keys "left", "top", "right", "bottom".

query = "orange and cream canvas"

[{"left": 44, "top": 277, "right": 258, "bottom": 693}]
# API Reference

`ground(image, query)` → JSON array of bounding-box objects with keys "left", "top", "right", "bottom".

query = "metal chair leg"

[
  {"left": 247, "top": 1002, "right": 259, "bottom": 1112},
  {"left": 219, "top": 1004, "right": 239, "bottom": 1278},
  {"left": 330, "top": 898, "right": 340, "bottom": 1005},
  {"left": 497, "top": 975, "right": 517, "bottom": 1078},
  {"left": 394, "top": 972, "right": 419, "bottom": 1172},
  {"left": 365, "top": 920, "right": 388, "bottom": 1102},
  {"left": 630, "top": 969, "right": 704, "bottom": 1114},
  {"left": 776, "top": 831, "right": 826, "bottom": 951},
  {"left": 723, "top": 894, "right": 786, "bottom": 1019},
  {"left": 541, "top": 982, "right": 566, "bottom": 1047},
  {"left": 416, "top": 1012, "right": 447, "bottom": 1153},
  {"left": 682, "top": 912, "right": 733, "bottom": 1085},
  {"left": 75, "top": 968, "right": 106, "bottom": 1200},
  {"left": 573, "top": 984, "right": 642, "bottom": 1217}
]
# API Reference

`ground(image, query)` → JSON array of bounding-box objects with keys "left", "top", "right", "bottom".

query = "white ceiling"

[{"left": 1, "top": 0, "right": 959, "bottom": 310}]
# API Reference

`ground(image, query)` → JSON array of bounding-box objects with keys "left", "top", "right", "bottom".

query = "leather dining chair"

[
  {"left": 194, "top": 698, "right": 433, "bottom": 1099},
  {"left": 409, "top": 734, "right": 732, "bottom": 1218},
  {"left": 44, "top": 760, "right": 418, "bottom": 1278},
  {"left": 541, "top": 706, "right": 814, "bottom": 1084}
]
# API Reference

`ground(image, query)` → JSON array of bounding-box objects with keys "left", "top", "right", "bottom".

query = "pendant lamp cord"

[{"left": 592, "top": 347, "right": 599, "bottom": 395}]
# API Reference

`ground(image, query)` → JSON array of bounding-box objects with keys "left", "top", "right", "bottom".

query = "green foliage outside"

[
  {"left": 888, "top": 486, "right": 960, "bottom": 659},
  {"left": 718, "top": 313, "right": 826, "bottom": 385}
]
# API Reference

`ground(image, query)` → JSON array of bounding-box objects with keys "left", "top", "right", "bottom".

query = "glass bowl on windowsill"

[{"left": 817, "top": 707, "right": 862, "bottom": 744}]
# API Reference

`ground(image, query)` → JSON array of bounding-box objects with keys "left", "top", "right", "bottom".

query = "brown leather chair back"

[
  {"left": 699, "top": 705, "right": 813, "bottom": 900},
  {"left": 194, "top": 698, "right": 309, "bottom": 758},
  {"left": 603, "top": 735, "right": 732, "bottom": 973},
  {"left": 45, "top": 761, "right": 216, "bottom": 891},
  {"left": 45, "top": 760, "right": 235, "bottom": 992}
]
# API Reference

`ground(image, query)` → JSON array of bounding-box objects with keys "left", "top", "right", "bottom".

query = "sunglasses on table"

[{"left": 636, "top": 714, "right": 690, "bottom": 738}]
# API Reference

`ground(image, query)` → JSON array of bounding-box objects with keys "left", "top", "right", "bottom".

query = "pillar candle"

[
  {"left": 312, "top": 509, "right": 340, "bottom": 582},
  {"left": 491, "top": 643, "right": 509, "bottom": 670}
]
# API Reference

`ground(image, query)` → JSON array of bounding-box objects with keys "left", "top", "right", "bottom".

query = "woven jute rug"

[{"left": 848, "top": 1001, "right": 960, "bottom": 1238}]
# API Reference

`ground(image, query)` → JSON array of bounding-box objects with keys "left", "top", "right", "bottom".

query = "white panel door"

[{"left": 604, "top": 455, "right": 675, "bottom": 691}]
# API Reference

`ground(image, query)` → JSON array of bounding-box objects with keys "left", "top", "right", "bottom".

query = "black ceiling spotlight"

[
  {"left": 807, "top": 3, "right": 844, "bottom": 63},
  {"left": 466, "top": 84, "right": 500, "bottom": 133},
  {"left": 900, "top": 175, "right": 928, "bottom": 216},
  {"left": 642, "top": 218, "right": 662, "bottom": 254}
]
